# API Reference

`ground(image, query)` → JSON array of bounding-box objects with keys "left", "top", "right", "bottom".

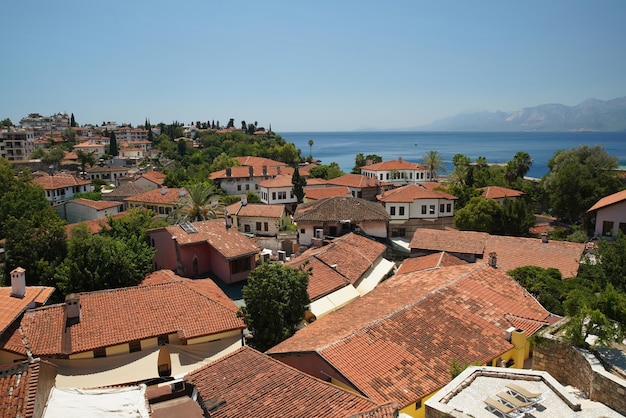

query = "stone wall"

[{"left": 533, "top": 337, "right": 626, "bottom": 415}]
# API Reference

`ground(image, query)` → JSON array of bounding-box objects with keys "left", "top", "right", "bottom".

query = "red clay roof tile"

[
  {"left": 588, "top": 189, "right": 626, "bottom": 212},
  {"left": 186, "top": 346, "right": 391, "bottom": 418}
]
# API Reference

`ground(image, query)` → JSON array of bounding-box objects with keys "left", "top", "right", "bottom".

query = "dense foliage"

[{"left": 239, "top": 262, "right": 310, "bottom": 352}]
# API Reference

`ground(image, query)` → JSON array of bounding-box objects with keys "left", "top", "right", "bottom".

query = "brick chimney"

[
  {"left": 10, "top": 267, "right": 26, "bottom": 298},
  {"left": 226, "top": 167, "right": 231, "bottom": 177},
  {"left": 488, "top": 252, "right": 497, "bottom": 268},
  {"left": 541, "top": 232, "right": 549, "bottom": 243}
]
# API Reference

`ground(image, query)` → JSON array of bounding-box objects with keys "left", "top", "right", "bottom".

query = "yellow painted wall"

[
  {"left": 141, "top": 337, "right": 159, "bottom": 350},
  {"left": 186, "top": 329, "right": 241, "bottom": 345},
  {"left": 0, "top": 350, "right": 26, "bottom": 364},
  {"left": 69, "top": 350, "right": 93, "bottom": 360},
  {"left": 105, "top": 343, "right": 129, "bottom": 357},
  {"left": 330, "top": 377, "right": 359, "bottom": 395},
  {"left": 399, "top": 391, "right": 436, "bottom": 418}
]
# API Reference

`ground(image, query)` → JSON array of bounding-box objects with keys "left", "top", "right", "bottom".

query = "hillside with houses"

[{"left": 1, "top": 113, "right": 626, "bottom": 417}]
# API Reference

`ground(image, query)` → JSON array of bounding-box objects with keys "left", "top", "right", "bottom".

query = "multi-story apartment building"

[
  {"left": 0, "top": 128, "right": 36, "bottom": 161},
  {"left": 19, "top": 112, "right": 70, "bottom": 133}
]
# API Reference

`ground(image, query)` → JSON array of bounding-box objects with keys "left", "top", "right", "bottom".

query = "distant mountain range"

[{"left": 415, "top": 96, "right": 626, "bottom": 131}]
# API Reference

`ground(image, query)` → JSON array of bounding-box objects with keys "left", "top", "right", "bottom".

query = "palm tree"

[
  {"left": 422, "top": 150, "right": 445, "bottom": 181},
  {"left": 308, "top": 139, "right": 314, "bottom": 158},
  {"left": 169, "top": 182, "right": 224, "bottom": 223},
  {"left": 446, "top": 164, "right": 469, "bottom": 188},
  {"left": 76, "top": 149, "right": 96, "bottom": 176},
  {"left": 512, "top": 151, "right": 532, "bottom": 179}
]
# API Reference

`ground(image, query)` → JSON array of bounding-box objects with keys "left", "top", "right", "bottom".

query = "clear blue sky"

[{"left": 2, "top": 1, "right": 625, "bottom": 131}]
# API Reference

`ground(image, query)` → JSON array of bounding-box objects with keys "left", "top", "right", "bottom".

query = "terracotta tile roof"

[
  {"left": 480, "top": 186, "right": 525, "bottom": 200},
  {"left": 125, "top": 187, "right": 183, "bottom": 205},
  {"left": 107, "top": 181, "right": 149, "bottom": 198},
  {"left": 162, "top": 219, "right": 260, "bottom": 259},
  {"left": 139, "top": 170, "right": 166, "bottom": 185},
  {"left": 288, "top": 256, "right": 350, "bottom": 300},
  {"left": 186, "top": 346, "right": 390, "bottom": 418},
  {"left": 293, "top": 196, "right": 390, "bottom": 222},
  {"left": 326, "top": 174, "right": 378, "bottom": 188},
  {"left": 141, "top": 270, "right": 238, "bottom": 313},
  {"left": 409, "top": 228, "right": 489, "bottom": 255},
  {"left": 303, "top": 177, "right": 328, "bottom": 186},
  {"left": 305, "top": 186, "right": 351, "bottom": 200},
  {"left": 378, "top": 183, "right": 457, "bottom": 203},
  {"left": 86, "top": 165, "right": 129, "bottom": 174},
  {"left": 588, "top": 189, "right": 626, "bottom": 212},
  {"left": 31, "top": 173, "right": 91, "bottom": 190},
  {"left": 0, "top": 284, "right": 55, "bottom": 335},
  {"left": 235, "top": 156, "right": 285, "bottom": 167},
  {"left": 0, "top": 359, "right": 57, "bottom": 418},
  {"left": 210, "top": 165, "right": 293, "bottom": 180},
  {"left": 226, "top": 203, "right": 285, "bottom": 218},
  {"left": 395, "top": 252, "right": 468, "bottom": 275},
  {"left": 309, "top": 233, "right": 386, "bottom": 284},
  {"left": 360, "top": 159, "right": 425, "bottom": 171},
  {"left": 483, "top": 235, "right": 585, "bottom": 278},
  {"left": 258, "top": 174, "right": 293, "bottom": 188},
  {"left": 67, "top": 198, "right": 123, "bottom": 210},
  {"left": 268, "top": 263, "right": 553, "bottom": 407},
  {"left": 19, "top": 278, "right": 245, "bottom": 356},
  {"left": 64, "top": 213, "right": 129, "bottom": 238}
]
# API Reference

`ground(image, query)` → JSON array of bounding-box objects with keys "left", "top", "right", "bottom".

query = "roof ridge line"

[{"left": 318, "top": 263, "right": 486, "bottom": 352}]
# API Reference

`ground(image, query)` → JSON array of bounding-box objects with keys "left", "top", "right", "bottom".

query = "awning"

[
  {"left": 43, "top": 385, "right": 150, "bottom": 418},
  {"left": 356, "top": 257, "right": 396, "bottom": 295},
  {"left": 309, "top": 285, "right": 360, "bottom": 319},
  {"left": 51, "top": 337, "right": 242, "bottom": 388}
]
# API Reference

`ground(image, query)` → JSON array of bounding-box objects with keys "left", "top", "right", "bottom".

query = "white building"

[
  {"left": 0, "top": 128, "right": 36, "bottom": 161},
  {"left": 359, "top": 158, "right": 430, "bottom": 186}
]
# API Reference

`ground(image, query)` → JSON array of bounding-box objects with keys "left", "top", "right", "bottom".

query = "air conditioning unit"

[
  {"left": 504, "top": 326, "right": 517, "bottom": 341},
  {"left": 315, "top": 229, "right": 324, "bottom": 239}
]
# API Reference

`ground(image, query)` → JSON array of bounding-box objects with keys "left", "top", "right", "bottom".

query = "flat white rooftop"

[{"left": 426, "top": 367, "right": 624, "bottom": 418}]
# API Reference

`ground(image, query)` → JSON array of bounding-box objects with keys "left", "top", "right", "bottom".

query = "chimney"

[
  {"left": 65, "top": 293, "right": 81, "bottom": 325},
  {"left": 161, "top": 186, "right": 168, "bottom": 195},
  {"left": 241, "top": 196, "right": 248, "bottom": 206},
  {"left": 488, "top": 252, "right": 497, "bottom": 268},
  {"left": 398, "top": 156, "right": 403, "bottom": 162},
  {"left": 226, "top": 167, "right": 231, "bottom": 177},
  {"left": 276, "top": 166, "right": 281, "bottom": 175},
  {"left": 10, "top": 267, "right": 26, "bottom": 298},
  {"left": 249, "top": 166, "right": 254, "bottom": 177},
  {"left": 541, "top": 232, "right": 548, "bottom": 243},
  {"left": 262, "top": 166, "right": 267, "bottom": 176}
]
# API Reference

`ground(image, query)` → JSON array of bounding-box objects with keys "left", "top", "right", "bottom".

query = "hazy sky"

[{"left": 2, "top": 1, "right": 625, "bottom": 131}]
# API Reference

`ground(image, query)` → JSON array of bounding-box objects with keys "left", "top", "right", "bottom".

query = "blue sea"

[{"left": 279, "top": 131, "right": 626, "bottom": 179}]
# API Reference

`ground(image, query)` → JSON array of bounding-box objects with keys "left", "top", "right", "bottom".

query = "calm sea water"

[{"left": 279, "top": 131, "right": 626, "bottom": 179}]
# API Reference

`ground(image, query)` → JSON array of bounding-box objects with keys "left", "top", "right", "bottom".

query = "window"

[
  {"left": 158, "top": 335, "right": 169, "bottom": 345},
  {"left": 93, "top": 347, "right": 106, "bottom": 358},
  {"left": 429, "top": 205, "right": 435, "bottom": 214},
  {"left": 391, "top": 228, "right": 406, "bottom": 237},
  {"left": 231, "top": 257, "right": 251, "bottom": 274},
  {"left": 272, "top": 192, "right": 276, "bottom": 200},
  {"left": 386, "top": 173, "right": 389, "bottom": 180},
  {"left": 399, "top": 206, "right": 405, "bottom": 216},
  {"left": 602, "top": 221, "right": 614, "bottom": 236},
  {"left": 129, "top": 340, "right": 141, "bottom": 353},
  {"left": 421, "top": 205, "right": 427, "bottom": 215},
  {"left": 237, "top": 185, "right": 242, "bottom": 191},
  {"left": 264, "top": 222, "right": 269, "bottom": 231},
  {"left": 620, "top": 223, "right": 626, "bottom": 234},
  {"left": 446, "top": 203, "right": 452, "bottom": 212},
  {"left": 246, "top": 184, "right": 250, "bottom": 190},
  {"left": 245, "top": 224, "right": 251, "bottom": 233},
  {"left": 440, "top": 203, "right": 445, "bottom": 213},
  {"left": 390, "top": 206, "right": 396, "bottom": 215},
  {"left": 329, "top": 226, "right": 338, "bottom": 236},
  {"left": 300, "top": 228, "right": 305, "bottom": 234},
  {"left": 256, "top": 222, "right": 262, "bottom": 231}
]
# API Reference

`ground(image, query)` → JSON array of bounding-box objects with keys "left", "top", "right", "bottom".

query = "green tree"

[
  {"left": 238, "top": 262, "right": 310, "bottom": 351},
  {"left": 102, "top": 207, "right": 166, "bottom": 242},
  {"left": 511, "top": 151, "right": 532, "bottom": 179},
  {"left": 76, "top": 149, "right": 96, "bottom": 174},
  {"left": 71, "top": 191, "right": 102, "bottom": 201},
  {"left": 542, "top": 145, "right": 620, "bottom": 223},
  {"left": 3, "top": 211, "right": 67, "bottom": 287},
  {"left": 42, "top": 147, "right": 66, "bottom": 169},
  {"left": 500, "top": 198, "right": 535, "bottom": 236},
  {"left": 109, "top": 131, "right": 118, "bottom": 156},
  {"left": 209, "top": 152, "right": 240, "bottom": 173},
  {"left": 169, "top": 182, "right": 223, "bottom": 223},
  {"left": 308, "top": 162, "right": 344, "bottom": 180},
  {"left": 0, "top": 118, "right": 13, "bottom": 128},
  {"left": 422, "top": 150, "right": 445, "bottom": 181},
  {"left": 308, "top": 139, "right": 314, "bottom": 158},
  {"left": 70, "top": 113, "right": 77, "bottom": 127},
  {"left": 62, "top": 127, "right": 76, "bottom": 143},
  {"left": 291, "top": 166, "right": 307, "bottom": 203},
  {"left": 54, "top": 224, "right": 155, "bottom": 296},
  {"left": 454, "top": 196, "right": 502, "bottom": 233}
]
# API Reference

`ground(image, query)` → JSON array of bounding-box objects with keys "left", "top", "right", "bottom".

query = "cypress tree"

[{"left": 109, "top": 131, "right": 118, "bottom": 156}]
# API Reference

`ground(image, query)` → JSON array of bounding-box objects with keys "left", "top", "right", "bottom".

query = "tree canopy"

[
  {"left": 291, "top": 166, "right": 306, "bottom": 203},
  {"left": 239, "top": 262, "right": 310, "bottom": 352},
  {"left": 542, "top": 145, "right": 621, "bottom": 224}
]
